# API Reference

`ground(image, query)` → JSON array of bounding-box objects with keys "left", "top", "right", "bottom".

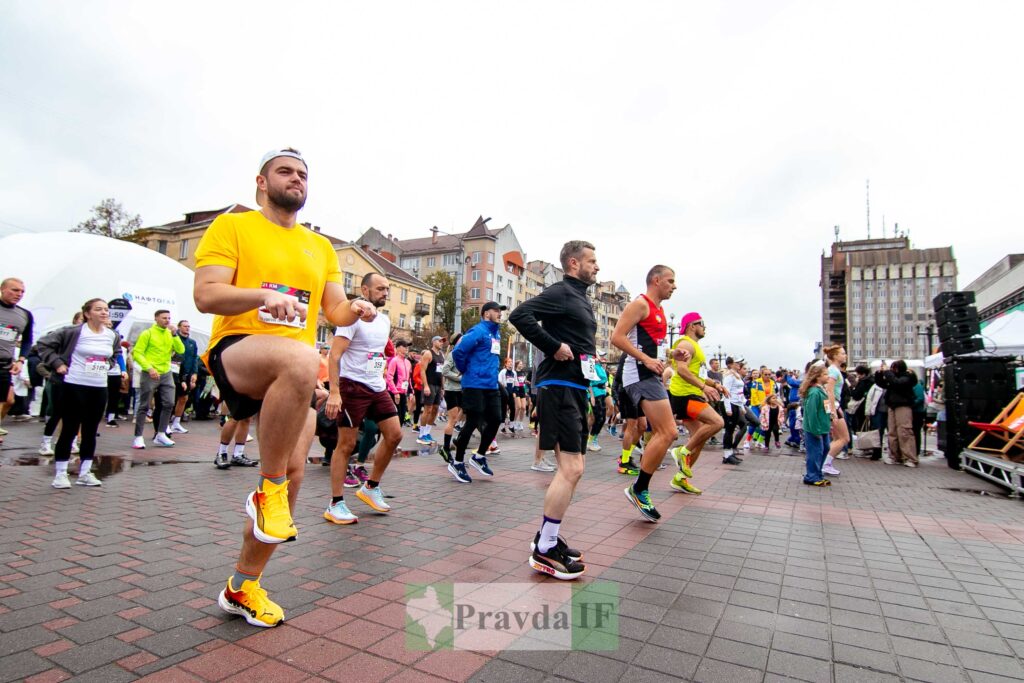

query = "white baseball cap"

[{"left": 258, "top": 148, "right": 307, "bottom": 174}]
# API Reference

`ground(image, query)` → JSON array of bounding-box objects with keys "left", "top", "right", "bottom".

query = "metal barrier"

[{"left": 960, "top": 449, "right": 1024, "bottom": 498}]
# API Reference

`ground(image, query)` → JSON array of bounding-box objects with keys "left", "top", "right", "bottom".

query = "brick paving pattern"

[{"left": 2, "top": 417, "right": 1024, "bottom": 682}]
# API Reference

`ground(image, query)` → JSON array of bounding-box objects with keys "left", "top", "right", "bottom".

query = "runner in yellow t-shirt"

[{"left": 194, "top": 148, "right": 376, "bottom": 628}]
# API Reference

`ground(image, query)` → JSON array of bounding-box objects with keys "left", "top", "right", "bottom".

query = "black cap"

[
  {"left": 726, "top": 356, "right": 735, "bottom": 365},
  {"left": 481, "top": 301, "right": 507, "bottom": 314}
]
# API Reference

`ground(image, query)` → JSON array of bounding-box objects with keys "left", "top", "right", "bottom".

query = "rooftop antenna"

[
  {"left": 834, "top": 224, "right": 840, "bottom": 243},
  {"left": 882, "top": 214, "right": 886, "bottom": 239},
  {"left": 866, "top": 179, "right": 870, "bottom": 239}
]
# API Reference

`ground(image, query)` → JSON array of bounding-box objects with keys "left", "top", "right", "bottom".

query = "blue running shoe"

[
  {"left": 448, "top": 462, "right": 472, "bottom": 483},
  {"left": 469, "top": 455, "right": 494, "bottom": 477}
]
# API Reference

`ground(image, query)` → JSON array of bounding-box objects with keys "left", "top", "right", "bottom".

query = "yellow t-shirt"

[
  {"left": 194, "top": 211, "right": 342, "bottom": 358},
  {"left": 669, "top": 335, "right": 706, "bottom": 398}
]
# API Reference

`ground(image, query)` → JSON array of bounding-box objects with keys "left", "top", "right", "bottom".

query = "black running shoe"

[
  {"left": 214, "top": 452, "right": 230, "bottom": 470},
  {"left": 231, "top": 454, "right": 259, "bottom": 467},
  {"left": 438, "top": 445, "right": 451, "bottom": 463},
  {"left": 529, "top": 545, "right": 585, "bottom": 580},
  {"left": 530, "top": 532, "right": 582, "bottom": 561},
  {"left": 723, "top": 454, "right": 743, "bottom": 465}
]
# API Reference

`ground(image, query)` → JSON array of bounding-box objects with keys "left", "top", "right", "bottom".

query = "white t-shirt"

[
  {"left": 66, "top": 326, "right": 116, "bottom": 388},
  {"left": 335, "top": 313, "right": 391, "bottom": 393}
]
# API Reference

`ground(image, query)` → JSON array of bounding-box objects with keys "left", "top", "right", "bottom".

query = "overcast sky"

[{"left": 2, "top": 1, "right": 1021, "bottom": 368}]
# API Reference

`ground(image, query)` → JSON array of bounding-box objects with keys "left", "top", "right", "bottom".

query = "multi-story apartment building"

[
  {"left": 820, "top": 236, "right": 957, "bottom": 364},
  {"left": 357, "top": 216, "right": 528, "bottom": 322},
  {"left": 963, "top": 254, "right": 1024, "bottom": 322}
]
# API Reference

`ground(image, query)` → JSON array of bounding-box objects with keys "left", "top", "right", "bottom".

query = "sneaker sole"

[
  {"left": 343, "top": 481, "right": 360, "bottom": 488},
  {"left": 51, "top": 482, "right": 71, "bottom": 489},
  {"left": 245, "top": 492, "right": 297, "bottom": 544},
  {"left": 322, "top": 510, "right": 358, "bottom": 525},
  {"left": 217, "top": 589, "right": 282, "bottom": 628},
  {"left": 528, "top": 556, "right": 585, "bottom": 580},
  {"left": 215, "top": 462, "right": 231, "bottom": 470},
  {"left": 447, "top": 465, "right": 472, "bottom": 483},
  {"left": 623, "top": 487, "right": 660, "bottom": 522},
  {"left": 468, "top": 461, "right": 493, "bottom": 477},
  {"left": 356, "top": 489, "right": 392, "bottom": 513},
  {"left": 75, "top": 480, "right": 102, "bottom": 487},
  {"left": 669, "top": 482, "right": 702, "bottom": 495}
]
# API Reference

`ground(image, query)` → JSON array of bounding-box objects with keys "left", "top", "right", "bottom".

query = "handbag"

[{"left": 854, "top": 416, "right": 880, "bottom": 450}]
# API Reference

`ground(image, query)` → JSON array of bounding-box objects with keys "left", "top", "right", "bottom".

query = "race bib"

[
  {"left": 366, "top": 352, "right": 386, "bottom": 374},
  {"left": 436, "top": 363, "right": 443, "bottom": 373},
  {"left": 258, "top": 283, "right": 311, "bottom": 329},
  {"left": 0, "top": 326, "right": 17, "bottom": 342},
  {"left": 84, "top": 356, "right": 108, "bottom": 376},
  {"left": 490, "top": 338, "right": 501, "bottom": 354},
  {"left": 400, "top": 380, "right": 408, "bottom": 392},
  {"left": 170, "top": 362, "right": 181, "bottom": 374},
  {"left": 658, "top": 345, "right": 667, "bottom": 362},
  {"left": 580, "top": 354, "right": 599, "bottom": 381}
]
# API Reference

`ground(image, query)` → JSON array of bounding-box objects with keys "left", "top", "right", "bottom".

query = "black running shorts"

[
  {"left": 205, "top": 335, "right": 263, "bottom": 420},
  {"left": 618, "top": 387, "right": 645, "bottom": 420},
  {"left": 445, "top": 390, "right": 463, "bottom": 410},
  {"left": 537, "top": 384, "right": 589, "bottom": 454}
]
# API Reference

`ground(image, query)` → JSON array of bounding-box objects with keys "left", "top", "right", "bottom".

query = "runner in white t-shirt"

[{"left": 323, "top": 273, "right": 402, "bottom": 524}]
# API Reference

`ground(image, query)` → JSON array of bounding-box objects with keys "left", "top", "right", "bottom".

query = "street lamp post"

[
  {"left": 917, "top": 323, "right": 935, "bottom": 357},
  {"left": 667, "top": 313, "right": 677, "bottom": 347}
]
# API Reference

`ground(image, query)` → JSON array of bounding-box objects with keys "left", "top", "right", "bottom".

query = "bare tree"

[{"left": 73, "top": 198, "right": 143, "bottom": 243}]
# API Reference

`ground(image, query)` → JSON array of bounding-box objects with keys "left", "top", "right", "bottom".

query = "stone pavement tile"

[
  {"left": 134, "top": 625, "right": 211, "bottom": 657},
  {"left": 897, "top": 655, "right": 970, "bottom": 683},
  {"left": 885, "top": 617, "right": 946, "bottom": 642},
  {"left": 704, "top": 637, "right": 768, "bottom": 670},
  {"left": 23, "top": 670, "right": 73, "bottom": 683},
  {"left": 57, "top": 615, "right": 135, "bottom": 644},
  {"left": 68, "top": 663, "right": 139, "bottom": 683},
  {"left": 833, "top": 642, "right": 899, "bottom": 674},
  {"left": 633, "top": 643, "right": 700, "bottom": 679},
  {"left": 935, "top": 612, "right": 1001, "bottom": 636},
  {"left": 659, "top": 608, "right": 718, "bottom": 635},
  {"left": 467, "top": 659, "right": 545, "bottom": 683},
  {"left": 892, "top": 634, "right": 960, "bottom": 664},
  {"left": 619, "top": 665, "right": 686, "bottom": 682},
  {"left": 692, "top": 657, "right": 763, "bottom": 683},
  {"left": 766, "top": 650, "right": 832, "bottom": 682},
  {"left": 496, "top": 647, "right": 568, "bottom": 672},
  {"left": 324, "top": 619, "right": 395, "bottom": 649},
  {"left": 48, "top": 635, "right": 139, "bottom": 675},
  {"left": 286, "top": 606, "right": 355, "bottom": 635},
  {"left": 771, "top": 630, "right": 831, "bottom": 659},
  {"left": 366, "top": 631, "right": 428, "bottom": 666},
  {"left": 0, "top": 650, "right": 52, "bottom": 682},
  {"left": 178, "top": 643, "right": 264, "bottom": 680},
  {"left": 218, "top": 658, "right": 309, "bottom": 683},
  {"left": 550, "top": 652, "right": 627, "bottom": 683},
  {"left": 954, "top": 648, "right": 1024, "bottom": 680},
  {"left": 646, "top": 624, "right": 710, "bottom": 656},
  {"left": 834, "top": 663, "right": 902, "bottom": 683},
  {"left": 321, "top": 651, "right": 403, "bottom": 683},
  {"left": 2, "top": 623, "right": 60, "bottom": 657},
  {"left": 831, "top": 607, "right": 884, "bottom": 631},
  {"left": 286, "top": 638, "right": 356, "bottom": 674}
]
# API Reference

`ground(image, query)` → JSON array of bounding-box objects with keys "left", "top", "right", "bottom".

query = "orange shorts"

[{"left": 670, "top": 394, "right": 710, "bottom": 421}]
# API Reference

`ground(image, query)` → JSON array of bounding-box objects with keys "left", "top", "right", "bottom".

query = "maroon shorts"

[{"left": 337, "top": 377, "right": 399, "bottom": 428}]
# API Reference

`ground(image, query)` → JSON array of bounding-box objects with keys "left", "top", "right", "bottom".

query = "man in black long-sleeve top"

[{"left": 509, "top": 240, "right": 599, "bottom": 580}]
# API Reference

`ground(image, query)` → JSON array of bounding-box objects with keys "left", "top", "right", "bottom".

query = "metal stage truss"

[{"left": 960, "top": 449, "right": 1024, "bottom": 498}]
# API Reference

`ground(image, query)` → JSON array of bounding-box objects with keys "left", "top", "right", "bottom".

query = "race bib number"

[
  {"left": 0, "top": 326, "right": 17, "bottom": 342},
  {"left": 580, "top": 354, "right": 599, "bottom": 381},
  {"left": 436, "top": 363, "right": 443, "bottom": 373},
  {"left": 490, "top": 338, "right": 501, "bottom": 355},
  {"left": 170, "top": 362, "right": 181, "bottom": 374},
  {"left": 366, "top": 353, "right": 386, "bottom": 374},
  {"left": 658, "top": 345, "right": 667, "bottom": 362},
  {"left": 258, "top": 283, "right": 311, "bottom": 329},
  {"left": 84, "top": 356, "right": 108, "bottom": 376},
  {"left": 400, "top": 380, "right": 408, "bottom": 392}
]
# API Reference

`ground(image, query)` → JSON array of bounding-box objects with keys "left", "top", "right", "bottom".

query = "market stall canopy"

[
  {"left": 924, "top": 310, "right": 1024, "bottom": 368},
  {"left": 0, "top": 232, "right": 212, "bottom": 353}
]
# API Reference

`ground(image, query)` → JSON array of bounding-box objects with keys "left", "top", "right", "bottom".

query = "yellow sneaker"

[
  {"left": 670, "top": 473, "right": 701, "bottom": 495},
  {"left": 245, "top": 479, "right": 297, "bottom": 544},
  {"left": 218, "top": 576, "right": 284, "bottom": 627},
  {"left": 670, "top": 446, "right": 694, "bottom": 479}
]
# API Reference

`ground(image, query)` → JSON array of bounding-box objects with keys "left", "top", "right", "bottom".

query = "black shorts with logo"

[{"left": 537, "top": 384, "right": 589, "bottom": 454}]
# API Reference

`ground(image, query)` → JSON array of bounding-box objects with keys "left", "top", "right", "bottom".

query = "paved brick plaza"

[{"left": 2, "top": 418, "right": 1024, "bottom": 682}]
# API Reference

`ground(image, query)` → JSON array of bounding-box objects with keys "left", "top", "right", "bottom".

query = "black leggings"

[
  {"left": 55, "top": 383, "right": 106, "bottom": 463},
  {"left": 590, "top": 396, "right": 607, "bottom": 436},
  {"left": 765, "top": 407, "right": 781, "bottom": 445},
  {"left": 393, "top": 393, "right": 408, "bottom": 425},
  {"left": 106, "top": 375, "right": 122, "bottom": 416},
  {"left": 44, "top": 380, "right": 64, "bottom": 438},
  {"left": 455, "top": 388, "right": 501, "bottom": 461},
  {"left": 501, "top": 385, "right": 515, "bottom": 423},
  {"left": 413, "top": 389, "right": 423, "bottom": 424},
  {"left": 724, "top": 404, "right": 758, "bottom": 450}
]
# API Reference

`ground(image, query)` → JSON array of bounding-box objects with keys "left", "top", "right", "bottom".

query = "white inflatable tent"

[{"left": 0, "top": 232, "right": 213, "bottom": 353}]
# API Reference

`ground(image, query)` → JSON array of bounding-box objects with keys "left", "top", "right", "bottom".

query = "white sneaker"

[
  {"left": 39, "top": 442, "right": 55, "bottom": 456},
  {"left": 169, "top": 423, "right": 189, "bottom": 434},
  {"left": 154, "top": 433, "right": 175, "bottom": 448},
  {"left": 76, "top": 471, "right": 102, "bottom": 487},
  {"left": 530, "top": 462, "right": 555, "bottom": 472},
  {"left": 71, "top": 440, "right": 80, "bottom": 455},
  {"left": 743, "top": 441, "right": 751, "bottom": 451},
  {"left": 823, "top": 465, "right": 841, "bottom": 476},
  {"left": 835, "top": 453, "right": 849, "bottom": 460},
  {"left": 904, "top": 462, "right": 918, "bottom": 468},
  {"left": 246, "top": 434, "right": 254, "bottom": 443},
  {"left": 51, "top": 472, "right": 71, "bottom": 489},
  {"left": 132, "top": 436, "right": 146, "bottom": 449}
]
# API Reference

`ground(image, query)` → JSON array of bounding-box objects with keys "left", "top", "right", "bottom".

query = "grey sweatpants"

[{"left": 135, "top": 372, "right": 174, "bottom": 437}]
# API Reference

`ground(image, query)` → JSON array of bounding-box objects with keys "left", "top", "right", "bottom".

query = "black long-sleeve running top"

[{"left": 508, "top": 275, "right": 597, "bottom": 390}]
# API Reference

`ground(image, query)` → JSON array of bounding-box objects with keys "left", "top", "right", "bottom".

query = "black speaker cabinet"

[
  {"left": 938, "top": 320, "right": 981, "bottom": 343},
  {"left": 933, "top": 291, "right": 976, "bottom": 310},
  {"left": 940, "top": 337, "right": 986, "bottom": 356},
  {"left": 942, "top": 357, "right": 1017, "bottom": 465},
  {"left": 936, "top": 305, "right": 979, "bottom": 327}
]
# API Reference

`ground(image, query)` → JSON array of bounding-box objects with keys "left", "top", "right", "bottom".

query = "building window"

[
  {"left": 157, "top": 240, "right": 167, "bottom": 255},
  {"left": 401, "top": 257, "right": 418, "bottom": 271},
  {"left": 487, "top": 252, "right": 494, "bottom": 264},
  {"left": 472, "top": 270, "right": 481, "bottom": 281},
  {"left": 486, "top": 271, "right": 493, "bottom": 283},
  {"left": 443, "top": 253, "right": 458, "bottom": 266},
  {"left": 497, "top": 293, "right": 503, "bottom": 304},
  {"left": 179, "top": 239, "right": 189, "bottom": 260},
  {"left": 470, "top": 288, "right": 480, "bottom": 299},
  {"left": 426, "top": 257, "right": 436, "bottom": 267},
  {"left": 486, "top": 288, "right": 493, "bottom": 300},
  {"left": 344, "top": 272, "right": 354, "bottom": 290},
  {"left": 400, "top": 288, "right": 408, "bottom": 303},
  {"left": 415, "top": 293, "right": 423, "bottom": 305},
  {"left": 399, "top": 314, "right": 407, "bottom": 328},
  {"left": 497, "top": 275, "right": 503, "bottom": 287},
  {"left": 472, "top": 252, "right": 481, "bottom": 265}
]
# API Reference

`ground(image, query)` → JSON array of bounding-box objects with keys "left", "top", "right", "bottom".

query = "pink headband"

[{"left": 679, "top": 311, "right": 702, "bottom": 332}]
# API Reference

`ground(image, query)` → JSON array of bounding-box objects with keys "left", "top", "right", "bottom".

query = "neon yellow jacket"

[{"left": 133, "top": 325, "right": 185, "bottom": 374}]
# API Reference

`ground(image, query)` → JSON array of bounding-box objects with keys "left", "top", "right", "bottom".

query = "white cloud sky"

[{"left": 2, "top": 0, "right": 1022, "bottom": 367}]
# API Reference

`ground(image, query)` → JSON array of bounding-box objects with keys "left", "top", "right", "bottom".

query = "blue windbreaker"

[{"left": 452, "top": 320, "right": 501, "bottom": 389}]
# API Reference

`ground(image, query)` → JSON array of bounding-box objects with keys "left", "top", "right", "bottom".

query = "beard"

[
  {"left": 371, "top": 296, "right": 387, "bottom": 308},
  {"left": 267, "top": 185, "right": 306, "bottom": 212}
]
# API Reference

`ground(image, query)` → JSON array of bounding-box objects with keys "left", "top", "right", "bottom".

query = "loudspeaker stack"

[
  {"left": 934, "top": 291, "right": 983, "bottom": 356},
  {"left": 941, "top": 356, "right": 1017, "bottom": 468}
]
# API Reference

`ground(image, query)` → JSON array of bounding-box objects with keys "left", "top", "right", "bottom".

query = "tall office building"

[{"left": 820, "top": 236, "right": 957, "bottom": 364}]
